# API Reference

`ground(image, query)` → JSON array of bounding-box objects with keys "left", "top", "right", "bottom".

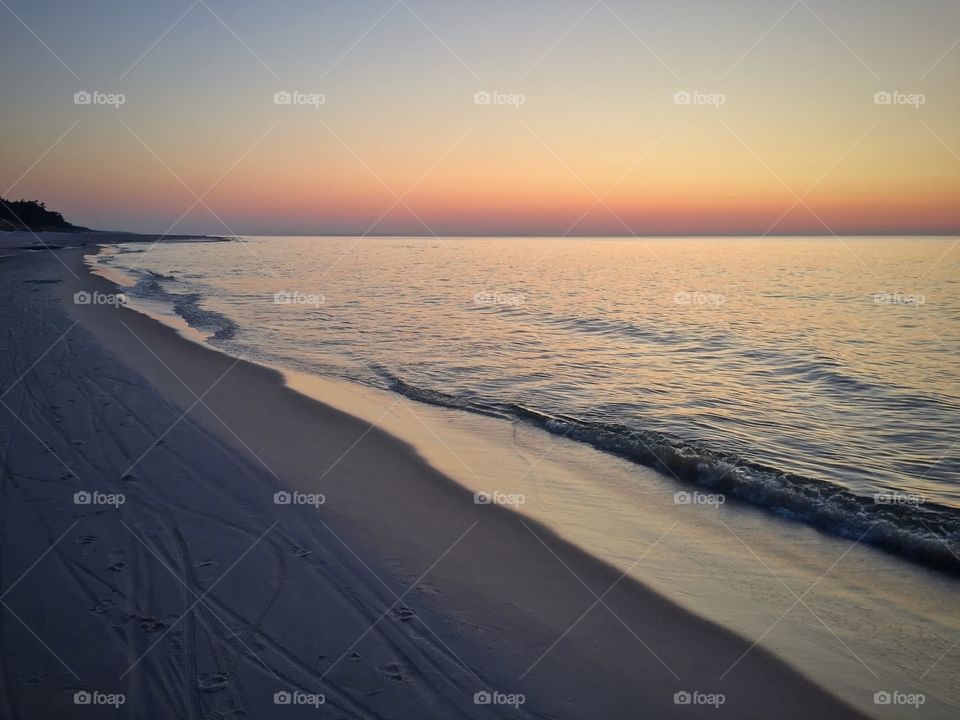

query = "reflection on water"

[
  {"left": 95, "top": 236, "right": 960, "bottom": 717},
  {"left": 103, "top": 236, "right": 959, "bottom": 508}
]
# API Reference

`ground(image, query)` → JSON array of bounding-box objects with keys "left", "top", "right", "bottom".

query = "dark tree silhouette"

[{"left": 0, "top": 197, "right": 87, "bottom": 232}]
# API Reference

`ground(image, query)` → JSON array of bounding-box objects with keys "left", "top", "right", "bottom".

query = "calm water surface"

[{"left": 99, "top": 236, "right": 960, "bottom": 567}]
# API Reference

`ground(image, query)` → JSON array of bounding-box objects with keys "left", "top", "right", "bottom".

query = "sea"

[{"left": 93, "top": 235, "right": 960, "bottom": 717}]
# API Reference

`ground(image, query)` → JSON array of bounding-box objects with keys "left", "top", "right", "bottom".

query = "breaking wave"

[
  {"left": 384, "top": 373, "right": 960, "bottom": 573},
  {"left": 128, "top": 271, "right": 237, "bottom": 341}
]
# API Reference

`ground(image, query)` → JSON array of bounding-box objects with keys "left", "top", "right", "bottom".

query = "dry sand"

[{"left": 0, "top": 233, "right": 867, "bottom": 718}]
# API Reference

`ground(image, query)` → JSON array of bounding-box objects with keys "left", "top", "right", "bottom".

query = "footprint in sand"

[
  {"left": 20, "top": 674, "right": 43, "bottom": 688},
  {"left": 141, "top": 618, "right": 165, "bottom": 633},
  {"left": 379, "top": 662, "right": 404, "bottom": 682},
  {"left": 90, "top": 598, "right": 114, "bottom": 614},
  {"left": 393, "top": 605, "right": 416, "bottom": 622},
  {"left": 127, "top": 613, "right": 166, "bottom": 633},
  {"left": 198, "top": 673, "right": 229, "bottom": 692},
  {"left": 76, "top": 536, "right": 98, "bottom": 555}
]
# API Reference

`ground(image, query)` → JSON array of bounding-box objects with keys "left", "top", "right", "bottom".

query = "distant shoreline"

[
  {"left": 141, "top": 232, "right": 960, "bottom": 238},
  {"left": 0, "top": 229, "right": 233, "bottom": 253},
  {"left": 3, "top": 228, "right": 956, "bottom": 241}
]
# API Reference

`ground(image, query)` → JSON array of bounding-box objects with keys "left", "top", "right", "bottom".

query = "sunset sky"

[{"left": 1, "top": 0, "right": 958, "bottom": 235}]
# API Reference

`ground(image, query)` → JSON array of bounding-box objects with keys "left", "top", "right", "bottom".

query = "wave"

[
  {"left": 533, "top": 311, "right": 893, "bottom": 394},
  {"left": 538, "top": 311, "right": 716, "bottom": 347},
  {"left": 384, "top": 373, "right": 960, "bottom": 574},
  {"left": 128, "top": 272, "right": 237, "bottom": 341}
]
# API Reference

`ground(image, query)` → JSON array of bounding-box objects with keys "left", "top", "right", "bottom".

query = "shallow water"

[
  {"left": 98, "top": 236, "right": 960, "bottom": 569},
  {"left": 92, "top": 236, "right": 960, "bottom": 716}
]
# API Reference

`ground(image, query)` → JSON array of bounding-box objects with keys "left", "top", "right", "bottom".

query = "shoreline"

[
  {"left": 2, "top": 237, "right": 867, "bottom": 717},
  {"left": 88, "top": 235, "right": 960, "bottom": 578}
]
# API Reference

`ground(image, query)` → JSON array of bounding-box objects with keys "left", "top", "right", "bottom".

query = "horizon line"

[{"left": 98, "top": 230, "right": 960, "bottom": 239}]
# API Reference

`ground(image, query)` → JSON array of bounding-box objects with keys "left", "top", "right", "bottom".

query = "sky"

[{"left": 1, "top": 0, "right": 958, "bottom": 236}]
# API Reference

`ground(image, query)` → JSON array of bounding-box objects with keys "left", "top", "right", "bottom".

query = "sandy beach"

[
  {"left": 0, "top": 233, "right": 870, "bottom": 718},
  {"left": 4, "top": 0, "right": 958, "bottom": 713}
]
